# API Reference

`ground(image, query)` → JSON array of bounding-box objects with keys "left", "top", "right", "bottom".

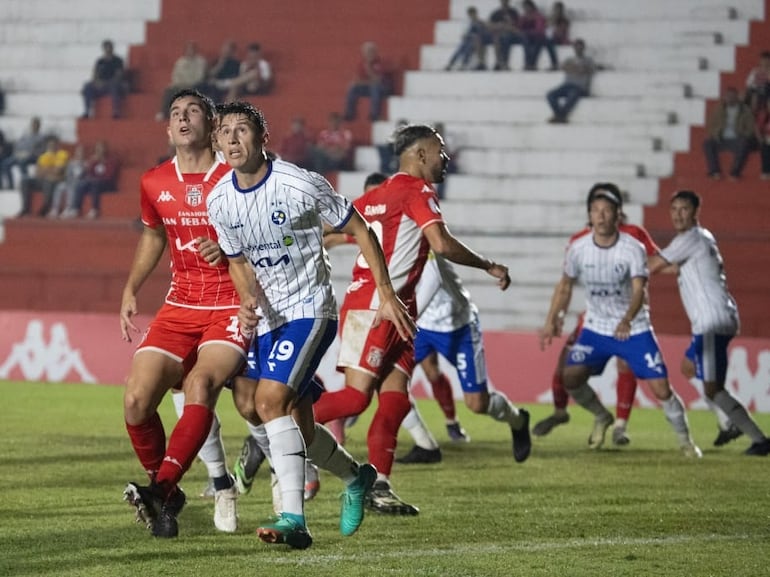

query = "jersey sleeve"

[
  {"left": 628, "top": 240, "right": 649, "bottom": 278},
  {"left": 659, "top": 231, "right": 694, "bottom": 265},
  {"left": 404, "top": 183, "right": 443, "bottom": 229},
  {"left": 563, "top": 241, "right": 580, "bottom": 279},
  {"left": 205, "top": 185, "right": 242, "bottom": 257},
  {"left": 312, "top": 171, "right": 355, "bottom": 230},
  {"left": 139, "top": 173, "right": 162, "bottom": 228}
]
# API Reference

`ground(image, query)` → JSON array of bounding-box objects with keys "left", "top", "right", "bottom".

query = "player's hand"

[
  {"left": 487, "top": 263, "right": 511, "bottom": 291},
  {"left": 373, "top": 293, "right": 417, "bottom": 341},
  {"left": 120, "top": 294, "right": 140, "bottom": 342},
  {"left": 614, "top": 318, "right": 631, "bottom": 341},
  {"left": 538, "top": 320, "right": 560, "bottom": 351},
  {"left": 237, "top": 296, "right": 260, "bottom": 335},
  {"left": 197, "top": 237, "right": 224, "bottom": 266}
]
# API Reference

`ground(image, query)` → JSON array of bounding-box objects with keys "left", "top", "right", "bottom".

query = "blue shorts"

[
  {"left": 684, "top": 333, "right": 733, "bottom": 384},
  {"left": 245, "top": 318, "right": 337, "bottom": 399},
  {"left": 566, "top": 327, "right": 668, "bottom": 380},
  {"left": 414, "top": 319, "right": 487, "bottom": 394}
]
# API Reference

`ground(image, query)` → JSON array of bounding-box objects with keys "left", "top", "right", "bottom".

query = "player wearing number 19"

[{"left": 207, "top": 101, "right": 415, "bottom": 549}]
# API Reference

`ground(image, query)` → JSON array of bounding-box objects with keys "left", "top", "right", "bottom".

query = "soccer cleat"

[
  {"left": 395, "top": 445, "right": 442, "bottom": 464},
  {"left": 304, "top": 461, "right": 320, "bottom": 501},
  {"left": 256, "top": 514, "right": 313, "bottom": 549},
  {"left": 446, "top": 422, "right": 471, "bottom": 443},
  {"left": 532, "top": 412, "right": 570, "bottom": 437},
  {"left": 340, "top": 463, "right": 377, "bottom": 536},
  {"left": 151, "top": 487, "right": 187, "bottom": 539},
  {"left": 233, "top": 435, "right": 266, "bottom": 495},
  {"left": 588, "top": 412, "right": 614, "bottom": 450},
  {"left": 713, "top": 425, "right": 743, "bottom": 447},
  {"left": 612, "top": 425, "right": 631, "bottom": 446},
  {"left": 512, "top": 409, "right": 532, "bottom": 463},
  {"left": 365, "top": 480, "right": 419, "bottom": 516},
  {"left": 199, "top": 478, "right": 215, "bottom": 499},
  {"left": 744, "top": 438, "right": 770, "bottom": 456},
  {"left": 213, "top": 485, "right": 239, "bottom": 533},
  {"left": 123, "top": 482, "right": 162, "bottom": 530},
  {"left": 270, "top": 469, "right": 282, "bottom": 516},
  {"left": 680, "top": 442, "right": 703, "bottom": 459}
]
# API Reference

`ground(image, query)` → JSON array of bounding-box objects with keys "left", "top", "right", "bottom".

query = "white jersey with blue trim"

[
  {"left": 659, "top": 225, "right": 739, "bottom": 335},
  {"left": 207, "top": 159, "right": 354, "bottom": 334},
  {"left": 416, "top": 252, "right": 477, "bottom": 332},
  {"left": 565, "top": 231, "right": 652, "bottom": 336}
]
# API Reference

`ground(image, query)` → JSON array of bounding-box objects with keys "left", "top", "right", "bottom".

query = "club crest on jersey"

[
  {"left": 366, "top": 347, "right": 384, "bottom": 368},
  {"left": 185, "top": 184, "right": 203, "bottom": 208},
  {"left": 271, "top": 210, "right": 286, "bottom": 225}
]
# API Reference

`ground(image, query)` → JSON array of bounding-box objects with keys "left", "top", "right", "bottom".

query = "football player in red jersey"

[
  {"left": 120, "top": 89, "right": 248, "bottom": 538},
  {"left": 312, "top": 124, "right": 527, "bottom": 515}
]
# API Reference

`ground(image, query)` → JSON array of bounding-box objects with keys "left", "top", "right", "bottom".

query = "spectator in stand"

[
  {"left": 744, "top": 50, "right": 770, "bottom": 113},
  {"left": 703, "top": 87, "right": 755, "bottom": 180},
  {"left": 155, "top": 41, "right": 208, "bottom": 121},
  {"left": 81, "top": 39, "right": 126, "bottom": 119},
  {"left": 50, "top": 144, "right": 86, "bottom": 219},
  {"left": 310, "top": 112, "right": 353, "bottom": 173},
  {"left": 68, "top": 140, "right": 120, "bottom": 219},
  {"left": 277, "top": 116, "right": 312, "bottom": 169},
  {"left": 755, "top": 96, "right": 770, "bottom": 179},
  {"left": 219, "top": 42, "right": 272, "bottom": 102},
  {"left": 444, "top": 6, "right": 492, "bottom": 71},
  {"left": 486, "top": 0, "right": 523, "bottom": 71},
  {"left": 0, "top": 116, "right": 46, "bottom": 190},
  {"left": 199, "top": 39, "right": 241, "bottom": 103},
  {"left": 544, "top": 1, "right": 570, "bottom": 71},
  {"left": 17, "top": 135, "right": 69, "bottom": 218},
  {"left": 546, "top": 38, "right": 595, "bottom": 123},
  {"left": 343, "top": 41, "right": 390, "bottom": 122},
  {"left": 377, "top": 118, "right": 409, "bottom": 174},
  {"left": 0, "top": 130, "right": 14, "bottom": 189},
  {"left": 520, "top": 0, "right": 550, "bottom": 70}
]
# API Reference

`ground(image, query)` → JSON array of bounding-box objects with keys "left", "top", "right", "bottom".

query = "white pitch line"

[{"left": 263, "top": 532, "right": 752, "bottom": 565}]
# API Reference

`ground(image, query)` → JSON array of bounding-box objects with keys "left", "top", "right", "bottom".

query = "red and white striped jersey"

[
  {"left": 344, "top": 172, "right": 443, "bottom": 311},
  {"left": 140, "top": 157, "right": 238, "bottom": 309}
]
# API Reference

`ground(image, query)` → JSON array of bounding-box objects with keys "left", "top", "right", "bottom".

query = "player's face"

[
  {"left": 217, "top": 113, "right": 268, "bottom": 172},
  {"left": 589, "top": 198, "right": 619, "bottom": 236},
  {"left": 167, "top": 96, "right": 212, "bottom": 149},
  {"left": 669, "top": 198, "right": 697, "bottom": 232},
  {"left": 424, "top": 134, "right": 449, "bottom": 184}
]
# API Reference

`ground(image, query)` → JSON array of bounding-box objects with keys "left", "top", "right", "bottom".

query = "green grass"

[{"left": 1, "top": 380, "right": 769, "bottom": 577}]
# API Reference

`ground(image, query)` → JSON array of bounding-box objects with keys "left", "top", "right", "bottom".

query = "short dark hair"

[
  {"left": 168, "top": 88, "right": 216, "bottom": 121},
  {"left": 671, "top": 189, "right": 700, "bottom": 209},
  {"left": 217, "top": 100, "right": 268, "bottom": 134},
  {"left": 364, "top": 172, "right": 388, "bottom": 189},
  {"left": 392, "top": 124, "right": 439, "bottom": 156},
  {"left": 586, "top": 182, "right": 623, "bottom": 211}
]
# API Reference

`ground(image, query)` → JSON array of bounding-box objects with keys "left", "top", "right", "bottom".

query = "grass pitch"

[{"left": 1, "top": 380, "right": 769, "bottom": 577}]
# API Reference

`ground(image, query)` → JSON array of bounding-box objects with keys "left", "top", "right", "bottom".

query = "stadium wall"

[{"left": 2, "top": 310, "right": 769, "bottom": 413}]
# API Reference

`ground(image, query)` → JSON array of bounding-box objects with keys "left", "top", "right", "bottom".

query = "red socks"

[
  {"left": 552, "top": 371, "right": 569, "bottom": 410},
  {"left": 125, "top": 411, "right": 166, "bottom": 477},
  {"left": 313, "top": 386, "right": 370, "bottom": 424},
  {"left": 615, "top": 369, "right": 637, "bottom": 421},
  {"left": 154, "top": 404, "right": 213, "bottom": 496},
  {"left": 367, "top": 391, "right": 411, "bottom": 477},
  {"left": 429, "top": 373, "right": 456, "bottom": 421}
]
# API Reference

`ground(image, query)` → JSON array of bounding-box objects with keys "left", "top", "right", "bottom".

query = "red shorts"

[
  {"left": 137, "top": 303, "right": 250, "bottom": 374},
  {"left": 336, "top": 308, "right": 415, "bottom": 379}
]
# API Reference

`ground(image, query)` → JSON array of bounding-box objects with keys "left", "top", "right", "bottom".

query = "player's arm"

[
  {"left": 322, "top": 222, "right": 353, "bottom": 250},
  {"left": 120, "top": 225, "right": 167, "bottom": 341},
  {"left": 539, "top": 274, "right": 574, "bottom": 350},
  {"left": 648, "top": 254, "right": 678, "bottom": 275},
  {"left": 615, "top": 276, "right": 646, "bottom": 340},
  {"left": 196, "top": 237, "right": 226, "bottom": 266},
  {"left": 422, "top": 221, "right": 510, "bottom": 290},
  {"left": 340, "top": 209, "right": 417, "bottom": 341},
  {"left": 226, "top": 254, "right": 262, "bottom": 334}
]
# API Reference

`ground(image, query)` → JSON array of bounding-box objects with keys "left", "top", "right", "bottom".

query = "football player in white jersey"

[
  {"left": 648, "top": 190, "right": 770, "bottom": 456},
  {"left": 396, "top": 251, "right": 532, "bottom": 464},
  {"left": 207, "top": 101, "right": 415, "bottom": 549},
  {"left": 540, "top": 183, "right": 701, "bottom": 457}
]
